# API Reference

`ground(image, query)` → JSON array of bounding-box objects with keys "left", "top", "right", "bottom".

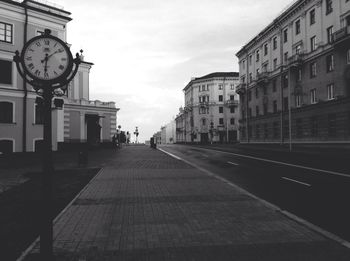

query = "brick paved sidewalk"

[{"left": 22, "top": 145, "right": 350, "bottom": 260}]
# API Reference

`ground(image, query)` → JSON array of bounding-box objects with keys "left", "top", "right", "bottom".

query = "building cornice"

[{"left": 236, "top": 0, "right": 313, "bottom": 58}]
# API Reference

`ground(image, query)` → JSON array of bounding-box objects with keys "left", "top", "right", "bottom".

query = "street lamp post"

[{"left": 14, "top": 29, "right": 80, "bottom": 259}]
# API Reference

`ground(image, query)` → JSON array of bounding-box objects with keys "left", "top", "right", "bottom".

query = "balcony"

[
  {"left": 199, "top": 101, "right": 209, "bottom": 107},
  {"left": 236, "top": 83, "right": 246, "bottom": 94},
  {"left": 256, "top": 72, "right": 270, "bottom": 85},
  {"left": 288, "top": 53, "right": 304, "bottom": 68},
  {"left": 333, "top": 26, "right": 350, "bottom": 46},
  {"left": 225, "top": 100, "right": 239, "bottom": 107}
]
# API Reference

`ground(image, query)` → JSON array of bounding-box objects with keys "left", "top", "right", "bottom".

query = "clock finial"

[{"left": 44, "top": 29, "right": 51, "bottom": 36}]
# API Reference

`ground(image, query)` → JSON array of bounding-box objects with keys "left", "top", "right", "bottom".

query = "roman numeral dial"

[{"left": 22, "top": 35, "right": 73, "bottom": 82}]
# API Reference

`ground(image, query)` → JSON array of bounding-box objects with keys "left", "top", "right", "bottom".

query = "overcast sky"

[{"left": 57, "top": 0, "right": 293, "bottom": 142}]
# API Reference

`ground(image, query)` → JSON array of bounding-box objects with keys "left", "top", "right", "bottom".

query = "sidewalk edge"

[
  {"left": 16, "top": 167, "right": 105, "bottom": 261},
  {"left": 158, "top": 147, "right": 350, "bottom": 250}
]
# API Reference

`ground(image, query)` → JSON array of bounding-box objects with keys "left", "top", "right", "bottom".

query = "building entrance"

[
  {"left": 200, "top": 133, "right": 209, "bottom": 143},
  {"left": 86, "top": 114, "right": 101, "bottom": 145}
]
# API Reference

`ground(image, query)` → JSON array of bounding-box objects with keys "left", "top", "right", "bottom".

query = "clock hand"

[{"left": 41, "top": 50, "right": 59, "bottom": 63}]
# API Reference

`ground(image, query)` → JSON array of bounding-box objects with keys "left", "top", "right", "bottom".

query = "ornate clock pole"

[{"left": 14, "top": 29, "right": 80, "bottom": 260}]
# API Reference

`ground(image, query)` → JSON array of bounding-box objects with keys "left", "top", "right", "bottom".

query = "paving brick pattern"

[{"left": 24, "top": 145, "right": 350, "bottom": 260}]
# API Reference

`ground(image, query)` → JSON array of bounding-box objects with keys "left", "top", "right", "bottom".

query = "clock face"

[{"left": 22, "top": 36, "right": 73, "bottom": 83}]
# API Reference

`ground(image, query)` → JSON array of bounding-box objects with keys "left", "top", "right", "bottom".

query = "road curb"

[
  {"left": 157, "top": 147, "right": 350, "bottom": 250},
  {"left": 16, "top": 167, "right": 105, "bottom": 261}
]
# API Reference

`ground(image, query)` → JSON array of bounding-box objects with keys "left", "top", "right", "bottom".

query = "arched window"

[
  {"left": 0, "top": 101, "right": 13, "bottom": 123},
  {"left": 0, "top": 139, "right": 13, "bottom": 154}
]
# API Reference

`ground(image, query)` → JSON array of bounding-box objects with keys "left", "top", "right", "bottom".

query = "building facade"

[
  {"left": 0, "top": 0, "right": 118, "bottom": 153},
  {"left": 236, "top": 0, "right": 350, "bottom": 144},
  {"left": 176, "top": 72, "right": 240, "bottom": 143}
]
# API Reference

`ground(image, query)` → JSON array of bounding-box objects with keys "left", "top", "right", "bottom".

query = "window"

[
  {"left": 242, "top": 60, "right": 245, "bottom": 69},
  {"left": 310, "top": 117, "right": 318, "bottom": 136},
  {"left": 273, "top": 58, "right": 277, "bottom": 70},
  {"left": 283, "top": 97, "right": 289, "bottom": 111},
  {"left": 327, "top": 26, "right": 333, "bottom": 43},
  {"left": 248, "top": 108, "right": 252, "bottom": 118},
  {"left": 310, "top": 9, "right": 315, "bottom": 25},
  {"left": 272, "top": 79, "right": 277, "bottom": 92},
  {"left": 230, "top": 84, "right": 235, "bottom": 90},
  {"left": 241, "top": 76, "right": 246, "bottom": 83},
  {"left": 326, "top": 54, "right": 334, "bottom": 72},
  {"left": 262, "top": 63, "right": 268, "bottom": 72},
  {"left": 326, "top": 0, "right": 333, "bottom": 15},
  {"left": 0, "top": 59, "right": 12, "bottom": 84},
  {"left": 273, "top": 100, "right": 278, "bottom": 113},
  {"left": 263, "top": 103, "right": 268, "bottom": 115},
  {"left": 310, "top": 36, "right": 317, "bottom": 52},
  {"left": 206, "top": 84, "right": 210, "bottom": 91},
  {"left": 263, "top": 86, "right": 267, "bottom": 95},
  {"left": 248, "top": 90, "right": 252, "bottom": 101},
  {"left": 283, "top": 28, "right": 288, "bottom": 43},
  {"left": 284, "top": 52, "right": 288, "bottom": 64},
  {"left": 218, "top": 84, "right": 223, "bottom": 90},
  {"left": 230, "top": 95, "right": 235, "bottom": 100},
  {"left": 0, "top": 140, "right": 13, "bottom": 154},
  {"left": 219, "top": 106, "right": 223, "bottom": 113},
  {"left": 256, "top": 49, "right": 260, "bottom": 62},
  {"left": 219, "top": 95, "right": 223, "bottom": 102},
  {"left": 310, "top": 88, "right": 317, "bottom": 104},
  {"left": 255, "top": 124, "right": 260, "bottom": 139},
  {"left": 328, "top": 113, "right": 336, "bottom": 136},
  {"left": 264, "top": 43, "right": 268, "bottom": 56},
  {"left": 249, "top": 73, "right": 252, "bottom": 83},
  {"left": 327, "top": 84, "right": 334, "bottom": 100},
  {"left": 230, "top": 118, "right": 235, "bottom": 125},
  {"left": 230, "top": 107, "right": 235, "bottom": 113},
  {"left": 297, "top": 68, "right": 302, "bottom": 81},
  {"left": 295, "top": 44, "right": 302, "bottom": 55},
  {"left": 219, "top": 118, "right": 224, "bottom": 125},
  {"left": 282, "top": 73, "right": 288, "bottom": 88},
  {"left": 273, "top": 121, "right": 279, "bottom": 138},
  {"left": 35, "top": 105, "right": 44, "bottom": 124},
  {"left": 0, "top": 101, "right": 13, "bottom": 123},
  {"left": 256, "top": 68, "right": 260, "bottom": 75},
  {"left": 201, "top": 118, "right": 206, "bottom": 126},
  {"left": 283, "top": 120, "right": 289, "bottom": 137},
  {"left": 249, "top": 55, "right": 252, "bottom": 65},
  {"left": 296, "top": 119, "right": 303, "bottom": 138},
  {"left": 295, "top": 20, "right": 301, "bottom": 34},
  {"left": 310, "top": 62, "right": 317, "bottom": 78},
  {"left": 264, "top": 123, "right": 268, "bottom": 139},
  {"left": 273, "top": 37, "right": 277, "bottom": 50},
  {"left": 0, "top": 22, "right": 13, "bottom": 43},
  {"left": 256, "top": 105, "right": 260, "bottom": 116},
  {"left": 295, "top": 95, "right": 301, "bottom": 107},
  {"left": 255, "top": 87, "right": 259, "bottom": 98}
]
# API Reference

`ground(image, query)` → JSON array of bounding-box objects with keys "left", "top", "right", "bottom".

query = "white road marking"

[
  {"left": 197, "top": 147, "right": 350, "bottom": 178},
  {"left": 227, "top": 161, "right": 239, "bottom": 166},
  {"left": 158, "top": 148, "right": 182, "bottom": 160},
  {"left": 281, "top": 177, "right": 311, "bottom": 187}
]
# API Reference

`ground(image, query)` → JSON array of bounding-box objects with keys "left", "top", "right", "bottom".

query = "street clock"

[{"left": 20, "top": 30, "right": 73, "bottom": 85}]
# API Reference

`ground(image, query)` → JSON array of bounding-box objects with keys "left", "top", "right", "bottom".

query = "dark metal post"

[{"left": 40, "top": 88, "right": 54, "bottom": 260}]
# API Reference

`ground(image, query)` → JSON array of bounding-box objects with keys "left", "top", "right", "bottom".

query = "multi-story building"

[
  {"left": 236, "top": 0, "right": 350, "bottom": 144},
  {"left": 0, "top": 0, "right": 118, "bottom": 153},
  {"left": 177, "top": 72, "right": 240, "bottom": 143}
]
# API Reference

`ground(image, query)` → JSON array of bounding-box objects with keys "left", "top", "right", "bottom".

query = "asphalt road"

[{"left": 159, "top": 144, "right": 350, "bottom": 242}]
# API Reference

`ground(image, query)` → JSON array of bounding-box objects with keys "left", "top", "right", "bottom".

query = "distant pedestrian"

[
  {"left": 126, "top": 131, "right": 131, "bottom": 145},
  {"left": 112, "top": 134, "right": 117, "bottom": 148}
]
